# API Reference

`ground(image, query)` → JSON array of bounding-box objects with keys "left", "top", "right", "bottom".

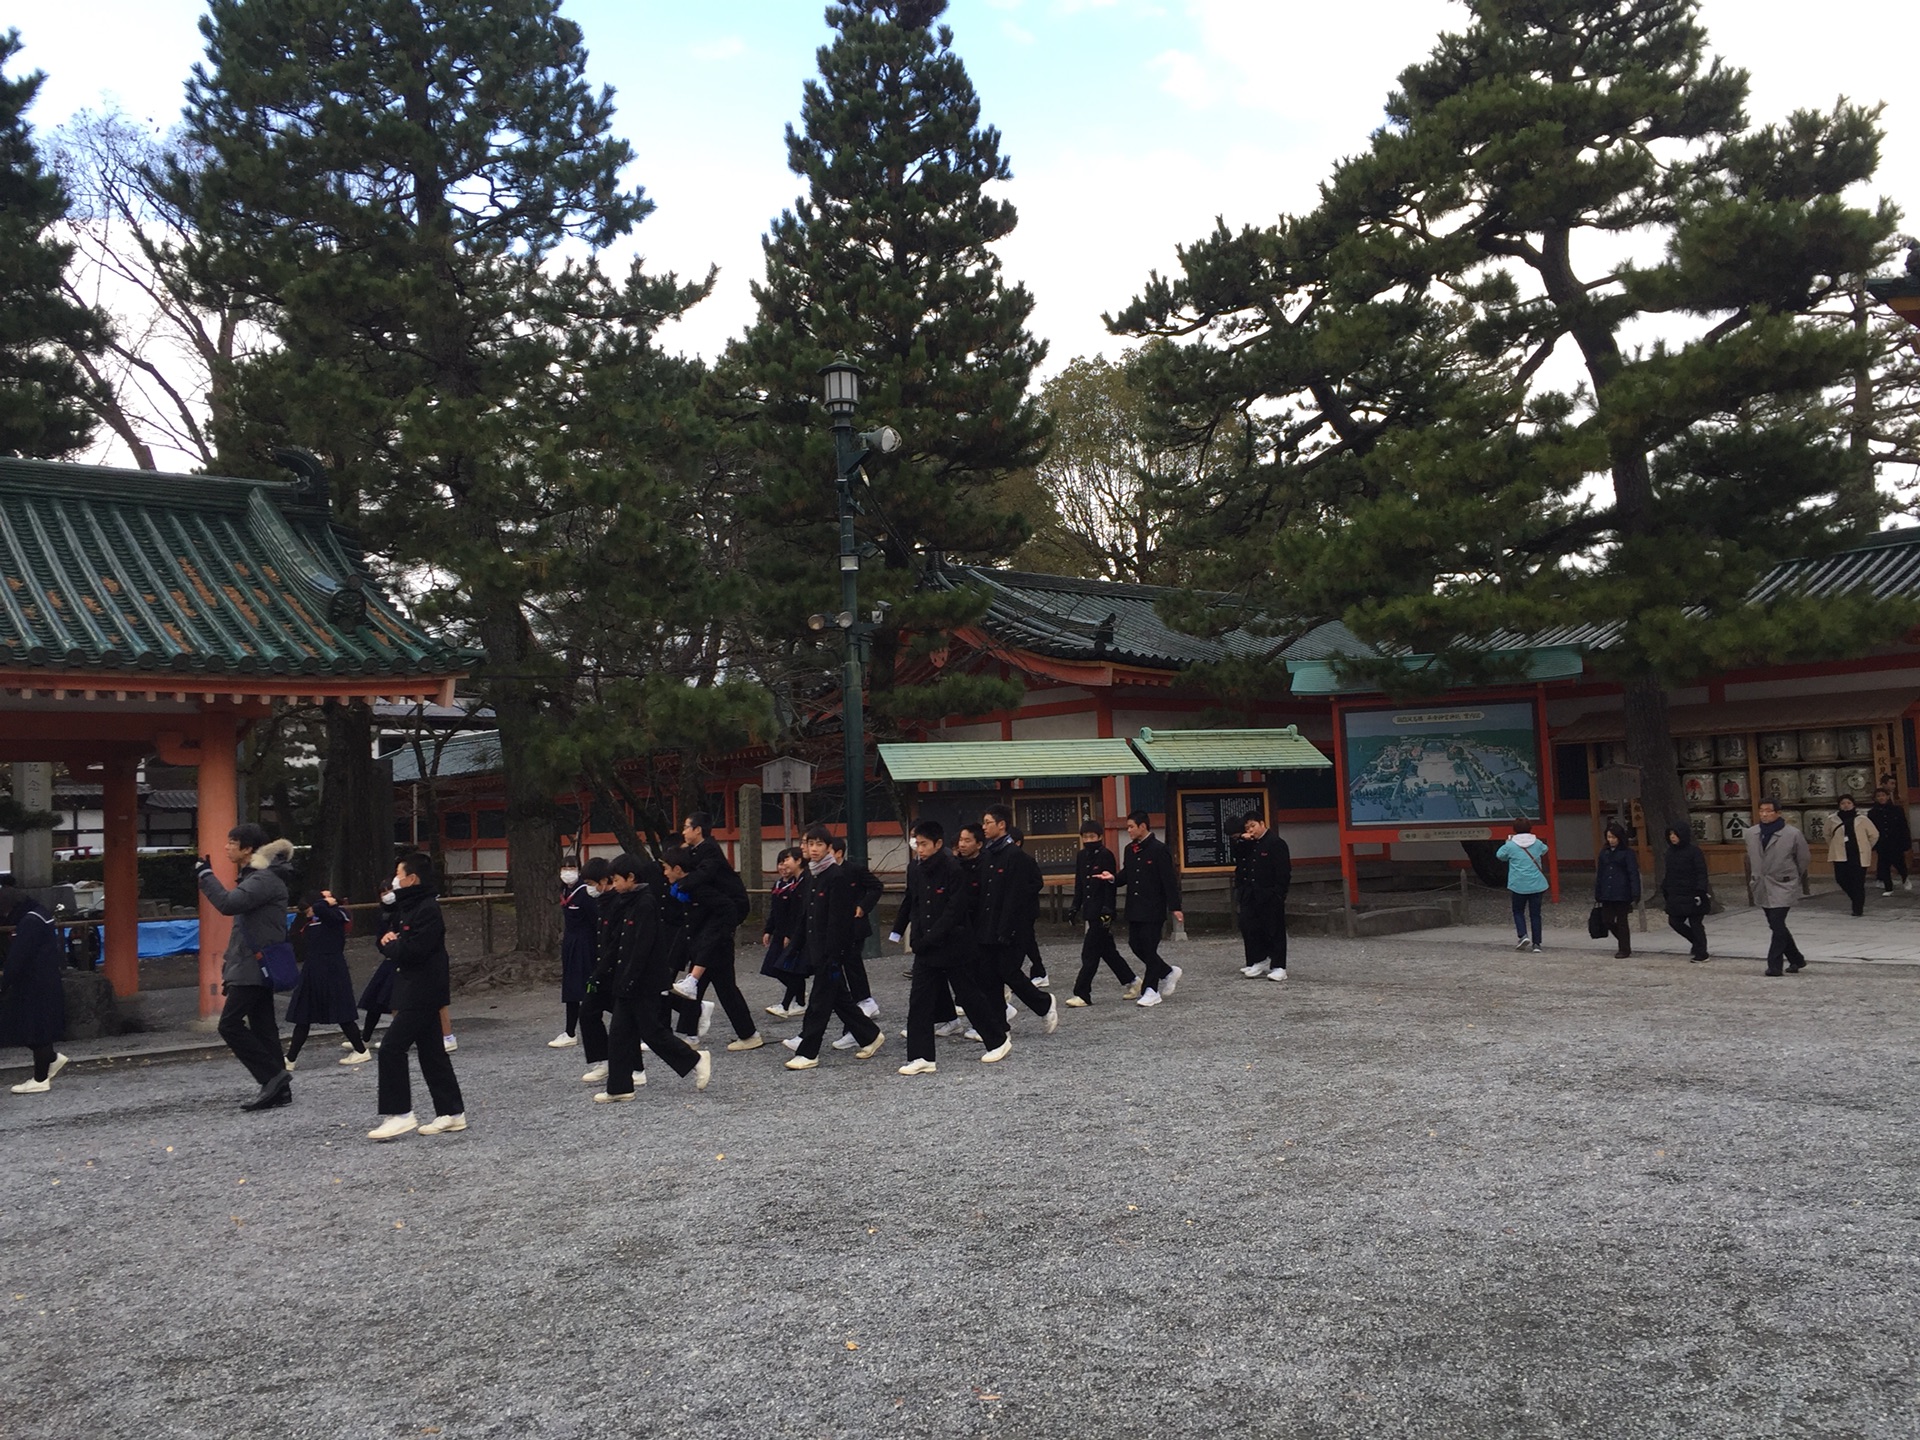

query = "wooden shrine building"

[{"left": 0, "top": 458, "right": 468, "bottom": 1016}]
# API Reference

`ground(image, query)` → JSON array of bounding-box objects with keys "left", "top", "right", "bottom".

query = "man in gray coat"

[
  {"left": 1744, "top": 799, "right": 1811, "bottom": 977},
  {"left": 196, "top": 825, "right": 297, "bottom": 1109}
]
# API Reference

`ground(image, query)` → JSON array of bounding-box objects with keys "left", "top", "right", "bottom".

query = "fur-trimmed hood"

[{"left": 248, "top": 837, "right": 297, "bottom": 870}]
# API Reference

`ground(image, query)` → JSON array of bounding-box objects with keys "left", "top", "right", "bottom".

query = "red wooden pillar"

[
  {"left": 101, "top": 750, "right": 140, "bottom": 998},
  {"left": 196, "top": 709, "right": 239, "bottom": 1018}
]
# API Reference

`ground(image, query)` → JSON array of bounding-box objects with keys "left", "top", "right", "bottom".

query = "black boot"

[{"left": 241, "top": 1070, "right": 292, "bottom": 1111}]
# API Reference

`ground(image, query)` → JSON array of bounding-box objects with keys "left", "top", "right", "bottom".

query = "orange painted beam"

[
  {"left": 102, "top": 753, "right": 141, "bottom": 999},
  {"left": 196, "top": 709, "right": 239, "bottom": 1018},
  {"left": 0, "top": 670, "right": 461, "bottom": 702}
]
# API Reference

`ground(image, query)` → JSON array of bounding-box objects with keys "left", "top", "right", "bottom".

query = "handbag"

[
  {"left": 256, "top": 941, "right": 300, "bottom": 992},
  {"left": 1586, "top": 906, "right": 1608, "bottom": 940}
]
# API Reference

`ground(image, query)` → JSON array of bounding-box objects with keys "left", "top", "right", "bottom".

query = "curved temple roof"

[{"left": 0, "top": 458, "right": 469, "bottom": 680}]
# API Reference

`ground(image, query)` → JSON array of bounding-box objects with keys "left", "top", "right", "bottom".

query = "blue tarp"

[{"left": 132, "top": 920, "right": 200, "bottom": 958}]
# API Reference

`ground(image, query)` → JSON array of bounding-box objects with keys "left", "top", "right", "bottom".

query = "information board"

[
  {"left": 1177, "top": 789, "right": 1267, "bottom": 870},
  {"left": 1342, "top": 702, "right": 1541, "bottom": 828}
]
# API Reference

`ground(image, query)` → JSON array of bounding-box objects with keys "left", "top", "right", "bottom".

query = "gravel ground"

[{"left": 4, "top": 933, "right": 1918, "bottom": 1439}]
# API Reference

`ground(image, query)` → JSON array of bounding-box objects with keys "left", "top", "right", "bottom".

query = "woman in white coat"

[{"left": 1825, "top": 796, "right": 1879, "bottom": 918}]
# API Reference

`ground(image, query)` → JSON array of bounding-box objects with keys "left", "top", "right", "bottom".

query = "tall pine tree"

[
  {"left": 0, "top": 31, "right": 108, "bottom": 458},
  {"left": 169, "top": 0, "right": 715, "bottom": 950},
  {"left": 727, "top": 0, "right": 1048, "bottom": 739},
  {"left": 1116, "top": 0, "right": 1903, "bottom": 858}
]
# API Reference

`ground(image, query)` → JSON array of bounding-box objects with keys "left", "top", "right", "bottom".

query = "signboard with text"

[
  {"left": 1176, "top": 788, "right": 1267, "bottom": 871},
  {"left": 1341, "top": 703, "right": 1541, "bottom": 829}
]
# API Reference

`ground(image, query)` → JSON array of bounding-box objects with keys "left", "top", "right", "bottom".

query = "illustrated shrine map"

[{"left": 1344, "top": 704, "right": 1542, "bottom": 826}]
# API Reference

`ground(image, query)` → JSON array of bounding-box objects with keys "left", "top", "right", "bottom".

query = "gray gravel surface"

[{"left": 4, "top": 935, "right": 1918, "bottom": 1439}]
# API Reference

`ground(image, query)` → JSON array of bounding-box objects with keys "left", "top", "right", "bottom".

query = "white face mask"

[
  {"left": 560, "top": 868, "right": 579, "bottom": 886},
  {"left": 380, "top": 889, "right": 398, "bottom": 906}
]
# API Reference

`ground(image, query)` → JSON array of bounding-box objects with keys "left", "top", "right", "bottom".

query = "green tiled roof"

[
  {"left": 1133, "top": 727, "right": 1331, "bottom": 771},
  {"left": 878, "top": 738, "right": 1147, "bottom": 782},
  {"left": 389, "top": 730, "right": 503, "bottom": 783},
  {"left": 0, "top": 458, "right": 468, "bottom": 678}
]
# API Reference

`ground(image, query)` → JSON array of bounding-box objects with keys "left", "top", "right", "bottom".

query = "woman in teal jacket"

[{"left": 1496, "top": 819, "right": 1550, "bottom": 952}]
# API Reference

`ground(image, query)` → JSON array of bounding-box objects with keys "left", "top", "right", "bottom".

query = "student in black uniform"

[
  {"left": 368, "top": 855, "right": 466, "bottom": 1140},
  {"left": 1109, "top": 810, "right": 1184, "bottom": 1007},
  {"left": 829, "top": 835, "right": 883, "bottom": 1024},
  {"left": 355, "top": 886, "right": 400, "bottom": 1054},
  {"left": 551, "top": 859, "right": 599, "bottom": 1048},
  {"left": 1234, "top": 815, "right": 1292, "bottom": 981},
  {"left": 1008, "top": 827, "right": 1049, "bottom": 987},
  {"left": 784, "top": 825, "right": 885, "bottom": 1070},
  {"left": 1067, "top": 821, "right": 1138, "bottom": 1006},
  {"left": 897, "top": 821, "right": 1010, "bottom": 1074},
  {"left": 576, "top": 859, "right": 620, "bottom": 1085},
  {"left": 594, "top": 853, "right": 711, "bottom": 1103},
  {"left": 670, "top": 813, "right": 760, "bottom": 1051},
  {"left": 759, "top": 847, "right": 808, "bottom": 1018},
  {"left": 977, "top": 806, "right": 1059, "bottom": 1034},
  {"left": 2, "top": 888, "right": 67, "bottom": 1094},
  {"left": 284, "top": 890, "right": 370, "bottom": 1068}
]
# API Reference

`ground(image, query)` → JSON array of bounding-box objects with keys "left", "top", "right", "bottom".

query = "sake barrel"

[
  {"left": 1717, "top": 770, "right": 1750, "bottom": 803},
  {"left": 1839, "top": 728, "right": 1874, "bottom": 761},
  {"left": 1803, "top": 810, "right": 1828, "bottom": 843},
  {"left": 1759, "top": 732, "right": 1800, "bottom": 764},
  {"left": 1800, "top": 767, "right": 1838, "bottom": 801},
  {"left": 1761, "top": 768, "right": 1802, "bottom": 803},
  {"left": 1778, "top": 809, "right": 1804, "bottom": 833},
  {"left": 1678, "top": 735, "right": 1715, "bottom": 766},
  {"left": 1800, "top": 729, "right": 1840, "bottom": 762},
  {"left": 1715, "top": 734, "right": 1748, "bottom": 766},
  {"left": 1682, "top": 771, "right": 1716, "bottom": 805},
  {"left": 1691, "top": 811, "right": 1723, "bottom": 844},
  {"left": 1838, "top": 765, "right": 1873, "bottom": 798},
  {"left": 1723, "top": 811, "right": 1752, "bottom": 843}
]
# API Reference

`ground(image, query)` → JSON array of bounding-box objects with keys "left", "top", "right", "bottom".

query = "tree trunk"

[
  {"left": 1621, "top": 675, "right": 1687, "bottom": 888},
  {"left": 477, "top": 608, "right": 562, "bottom": 959},
  {"left": 314, "top": 699, "right": 388, "bottom": 903}
]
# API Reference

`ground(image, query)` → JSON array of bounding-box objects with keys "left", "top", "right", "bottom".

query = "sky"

[{"left": 13, "top": 0, "right": 1920, "bottom": 381}]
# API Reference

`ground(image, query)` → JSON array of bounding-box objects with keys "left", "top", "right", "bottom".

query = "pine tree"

[
  {"left": 168, "top": 0, "right": 715, "bottom": 951},
  {"left": 1116, "top": 0, "right": 1904, "bottom": 857},
  {"left": 0, "top": 31, "right": 108, "bottom": 458},
  {"left": 727, "top": 0, "right": 1048, "bottom": 735}
]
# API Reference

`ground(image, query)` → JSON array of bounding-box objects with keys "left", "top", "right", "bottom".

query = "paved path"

[{"left": 4, "top": 934, "right": 1917, "bottom": 1438}]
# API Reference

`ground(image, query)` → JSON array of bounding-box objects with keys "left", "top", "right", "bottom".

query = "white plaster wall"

[
  {"left": 1010, "top": 711, "right": 1097, "bottom": 740},
  {"left": 1274, "top": 820, "right": 1341, "bottom": 860},
  {"left": 1555, "top": 814, "right": 1597, "bottom": 862},
  {"left": 934, "top": 721, "right": 1002, "bottom": 742}
]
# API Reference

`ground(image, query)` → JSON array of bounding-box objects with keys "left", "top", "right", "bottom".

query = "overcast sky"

[{"left": 14, "top": 0, "right": 1920, "bottom": 377}]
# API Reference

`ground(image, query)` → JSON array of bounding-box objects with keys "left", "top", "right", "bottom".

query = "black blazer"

[
  {"left": 1237, "top": 831, "right": 1292, "bottom": 916},
  {"left": 380, "top": 887, "right": 450, "bottom": 1011},
  {"left": 792, "top": 864, "right": 858, "bottom": 973},
  {"left": 1073, "top": 843, "right": 1118, "bottom": 923},
  {"left": 972, "top": 838, "right": 1034, "bottom": 947},
  {"left": 1118, "top": 834, "right": 1182, "bottom": 923},
  {"left": 901, "top": 847, "right": 974, "bottom": 958}
]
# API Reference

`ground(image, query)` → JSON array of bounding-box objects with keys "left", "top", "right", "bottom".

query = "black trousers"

[
  {"left": 1127, "top": 920, "right": 1172, "bottom": 992},
  {"left": 1599, "top": 901, "right": 1633, "bottom": 956},
  {"left": 288, "top": 1018, "right": 364, "bottom": 1061},
  {"left": 606, "top": 991, "right": 699, "bottom": 1094},
  {"left": 1023, "top": 926, "right": 1046, "bottom": 978},
  {"left": 797, "top": 968, "right": 880, "bottom": 1060},
  {"left": 376, "top": 1007, "right": 465, "bottom": 1117},
  {"left": 983, "top": 941, "right": 1051, "bottom": 1017},
  {"left": 1876, "top": 845, "right": 1910, "bottom": 888},
  {"left": 218, "top": 983, "right": 285, "bottom": 1085},
  {"left": 29, "top": 1043, "right": 56, "bottom": 1081},
  {"left": 908, "top": 951, "right": 1006, "bottom": 1061},
  {"left": 1833, "top": 861, "right": 1867, "bottom": 916},
  {"left": 1763, "top": 907, "right": 1804, "bottom": 973},
  {"left": 1238, "top": 905, "right": 1289, "bottom": 971},
  {"left": 842, "top": 952, "right": 873, "bottom": 1005},
  {"left": 579, "top": 993, "right": 611, "bottom": 1063},
  {"left": 1665, "top": 909, "right": 1708, "bottom": 958},
  {"left": 691, "top": 927, "right": 757, "bottom": 1040},
  {"left": 1074, "top": 917, "right": 1134, "bottom": 999}
]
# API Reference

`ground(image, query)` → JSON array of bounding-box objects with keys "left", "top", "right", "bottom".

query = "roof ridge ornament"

[{"left": 272, "top": 447, "right": 331, "bottom": 506}]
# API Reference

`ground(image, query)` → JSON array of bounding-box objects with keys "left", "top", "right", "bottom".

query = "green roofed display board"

[{"left": 1342, "top": 703, "right": 1542, "bottom": 828}]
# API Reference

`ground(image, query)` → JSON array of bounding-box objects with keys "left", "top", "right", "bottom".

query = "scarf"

[
  {"left": 1759, "top": 817, "right": 1783, "bottom": 848},
  {"left": 809, "top": 855, "right": 838, "bottom": 877}
]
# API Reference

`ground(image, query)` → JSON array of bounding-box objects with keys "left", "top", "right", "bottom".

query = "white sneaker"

[
  {"left": 831, "top": 1032, "right": 858, "bottom": 1051},
  {"left": 784, "top": 1054, "right": 819, "bottom": 1071},
  {"left": 1043, "top": 997, "right": 1060, "bottom": 1034},
  {"left": 1241, "top": 962, "right": 1271, "bottom": 978},
  {"left": 765, "top": 1003, "right": 791, "bottom": 1019},
  {"left": 963, "top": 1028, "right": 982, "bottom": 1042},
  {"left": 981, "top": 1038, "right": 1012, "bottom": 1063},
  {"left": 418, "top": 1113, "right": 467, "bottom": 1135},
  {"left": 698, "top": 1000, "right": 715, "bottom": 1038},
  {"left": 1121, "top": 980, "right": 1143, "bottom": 1000},
  {"left": 1267, "top": 967, "right": 1288, "bottom": 982},
  {"left": 1162, "top": 965, "right": 1183, "bottom": 996},
  {"left": 46, "top": 1053, "right": 67, "bottom": 1081},
  {"left": 593, "top": 1090, "right": 636, "bottom": 1103},
  {"left": 340, "top": 1039, "right": 355, "bottom": 1049},
  {"left": 694, "top": 1052, "right": 714, "bottom": 1090},
  {"left": 934, "top": 1018, "right": 969, "bottom": 1038},
  {"left": 10, "top": 1076, "right": 50, "bottom": 1094},
  {"left": 284, "top": 1058, "right": 297, "bottom": 1072},
  {"left": 855, "top": 1032, "right": 886, "bottom": 1059},
  {"left": 441, "top": 1035, "right": 457, "bottom": 1052},
  {"left": 1136, "top": 989, "right": 1163, "bottom": 1008},
  {"left": 897, "top": 1058, "right": 937, "bottom": 1076},
  {"left": 547, "top": 1032, "right": 579, "bottom": 1048},
  {"left": 581, "top": 1062, "right": 609, "bottom": 1084},
  {"left": 727, "top": 1034, "right": 765, "bottom": 1052},
  {"left": 1005, "top": 1002, "right": 1018, "bottom": 1024},
  {"left": 1065, "top": 996, "right": 1090, "bottom": 1008},
  {"left": 782, "top": 1035, "right": 801, "bottom": 1051},
  {"left": 858, "top": 996, "right": 880, "bottom": 1020},
  {"left": 339, "top": 1049, "right": 373, "bottom": 1066},
  {"left": 1032, "top": 974, "right": 1051, "bottom": 989},
  {"left": 368, "top": 1112, "right": 418, "bottom": 1141}
]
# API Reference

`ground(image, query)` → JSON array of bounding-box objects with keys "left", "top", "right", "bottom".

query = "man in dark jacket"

[
  {"left": 898, "top": 821, "right": 1010, "bottom": 1073},
  {"left": 196, "top": 824, "right": 296, "bottom": 1110},
  {"left": 595, "top": 853, "right": 710, "bottom": 1103},
  {"left": 1660, "top": 826, "right": 1711, "bottom": 962},
  {"left": 784, "top": 825, "right": 884, "bottom": 1069},
  {"left": 1111, "top": 810, "right": 1184, "bottom": 1007},
  {"left": 1868, "top": 787, "right": 1912, "bottom": 894},
  {"left": 1068, "top": 821, "right": 1137, "bottom": 1006},
  {"left": 1234, "top": 815, "right": 1293, "bottom": 981},
  {"left": 2, "top": 888, "right": 67, "bottom": 1093},
  {"left": 368, "top": 854, "right": 466, "bottom": 1139},
  {"left": 669, "top": 813, "right": 760, "bottom": 1051},
  {"left": 976, "top": 805, "right": 1059, "bottom": 1033}
]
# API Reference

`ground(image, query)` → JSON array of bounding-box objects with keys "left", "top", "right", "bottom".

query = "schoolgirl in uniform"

[{"left": 284, "top": 890, "right": 370, "bottom": 1068}]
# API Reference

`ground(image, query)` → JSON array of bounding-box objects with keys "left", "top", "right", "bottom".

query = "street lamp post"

[{"left": 813, "top": 359, "right": 900, "bottom": 871}]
